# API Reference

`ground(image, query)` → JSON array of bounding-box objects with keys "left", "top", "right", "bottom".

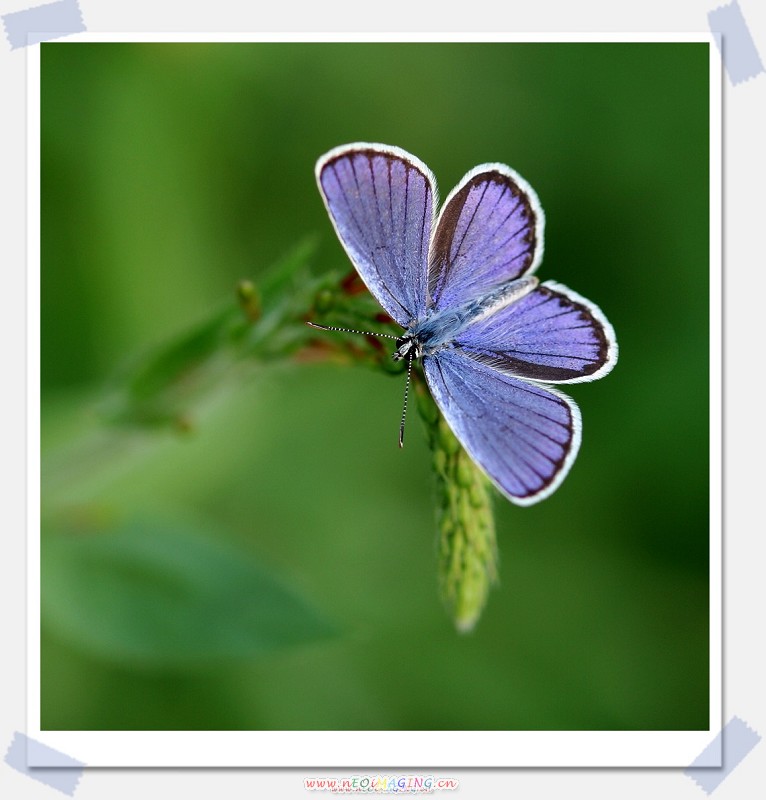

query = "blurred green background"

[{"left": 41, "top": 42, "right": 710, "bottom": 731}]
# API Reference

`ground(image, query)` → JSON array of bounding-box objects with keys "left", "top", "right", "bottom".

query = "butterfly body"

[
  {"left": 315, "top": 143, "right": 617, "bottom": 505},
  {"left": 393, "top": 275, "right": 540, "bottom": 361}
]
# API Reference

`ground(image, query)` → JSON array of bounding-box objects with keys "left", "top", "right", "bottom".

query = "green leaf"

[
  {"left": 42, "top": 515, "right": 337, "bottom": 667},
  {"left": 100, "top": 306, "right": 244, "bottom": 429},
  {"left": 258, "top": 236, "right": 319, "bottom": 304},
  {"left": 99, "top": 238, "right": 321, "bottom": 429}
]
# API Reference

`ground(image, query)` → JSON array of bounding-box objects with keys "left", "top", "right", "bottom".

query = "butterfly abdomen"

[{"left": 415, "top": 276, "right": 540, "bottom": 355}]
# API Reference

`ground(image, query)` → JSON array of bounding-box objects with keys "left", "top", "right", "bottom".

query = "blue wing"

[
  {"left": 423, "top": 348, "right": 581, "bottom": 505},
  {"left": 428, "top": 164, "right": 544, "bottom": 313},
  {"left": 316, "top": 143, "right": 437, "bottom": 328},
  {"left": 454, "top": 281, "right": 618, "bottom": 384}
]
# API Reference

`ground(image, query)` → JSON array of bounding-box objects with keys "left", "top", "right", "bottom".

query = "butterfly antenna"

[
  {"left": 306, "top": 321, "right": 398, "bottom": 340},
  {"left": 398, "top": 352, "right": 414, "bottom": 448}
]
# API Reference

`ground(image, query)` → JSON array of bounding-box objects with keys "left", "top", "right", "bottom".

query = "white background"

[{"left": 1, "top": 1, "right": 763, "bottom": 798}]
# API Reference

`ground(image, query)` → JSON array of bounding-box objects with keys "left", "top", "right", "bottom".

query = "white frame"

[{"left": 27, "top": 31, "right": 722, "bottom": 768}]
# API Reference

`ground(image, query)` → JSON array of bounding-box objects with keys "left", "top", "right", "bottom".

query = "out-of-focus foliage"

[
  {"left": 41, "top": 42, "right": 710, "bottom": 731},
  {"left": 43, "top": 513, "right": 338, "bottom": 667}
]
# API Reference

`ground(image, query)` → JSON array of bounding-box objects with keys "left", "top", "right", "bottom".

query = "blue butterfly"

[{"left": 311, "top": 143, "right": 617, "bottom": 505}]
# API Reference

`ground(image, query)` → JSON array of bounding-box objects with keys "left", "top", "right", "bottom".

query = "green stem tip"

[{"left": 416, "top": 382, "right": 499, "bottom": 633}]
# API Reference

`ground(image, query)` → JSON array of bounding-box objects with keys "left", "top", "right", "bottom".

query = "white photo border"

[{"left": 27, "top": 31, "right": 722, "bottom": 768}]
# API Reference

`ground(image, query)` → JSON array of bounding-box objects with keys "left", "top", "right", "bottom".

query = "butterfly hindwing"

[
  {"left": 454, "top": 280, "right": 618, "bottom": 383},
  {"left": 423, "top": 348, "right": 581, "bottom": 505},
  {"left": 316, "top": 143, "right": 436, "bottom": 327},
  {"left": 428, "top": 165, "right": 544, "bottom": 312}
]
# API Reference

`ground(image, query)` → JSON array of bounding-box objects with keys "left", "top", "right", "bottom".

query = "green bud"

[
  {"left": 236, "top": 280, "right": 261, "bottom": 321},
  {"left": 314, "top": 288, "right": 335, "bottom": 314},
  {"left": 456, "top": 459, "right": 474, "bottom": 489},
  {"left": 432, "top": 448, "right": 447, "bottom": 478}
]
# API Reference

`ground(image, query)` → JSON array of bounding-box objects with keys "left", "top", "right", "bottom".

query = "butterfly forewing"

[
  {"left": 316, "top": 144, "right": 436, "bottom": 327},
  {"left": 454, "top": 281, "right": 618, "bottom": 384},
  {"left": 428, "top": 166, "right": 544, "bottom": 312},
  {"left": 423, "top": 348, "right": 581, "bottom": 505}
]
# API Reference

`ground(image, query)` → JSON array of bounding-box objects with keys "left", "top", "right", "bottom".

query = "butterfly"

[{"left": 310, "top": 143, "right": 617, "bottom": 506}]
